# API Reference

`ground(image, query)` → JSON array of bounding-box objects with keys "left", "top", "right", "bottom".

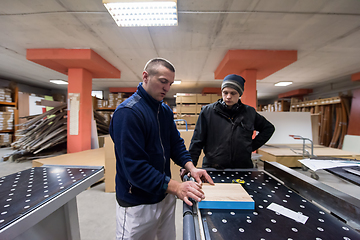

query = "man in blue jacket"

[{"left": 110, "top": 58, "right": 213, "bottom": 240}]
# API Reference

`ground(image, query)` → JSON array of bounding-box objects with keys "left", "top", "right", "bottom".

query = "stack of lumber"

[
  {"left": 4, "top": 103, "right": 109, "bottom": 162},
  {"left": 0, "top": 133, "right": 12, "bottom": 147},
  {"left": 6, "top": 104, "right": 67, "bottom": 162},
  {"left": 94, "top": 111, "right": 110, "bottom": 134}
]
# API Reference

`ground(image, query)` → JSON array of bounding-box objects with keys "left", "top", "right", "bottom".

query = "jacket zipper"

[
  {"left": 217, "top": 110, "right": 236, "bottom": 164},
  {"left": 128, "top": 105, "right": 166, "bottom": 194},
  {"left": 230, "top": 118, "right": 235, "bottom": 164},
  {"left": 157, "top": 105, "right": 166, "bottom": 172}
]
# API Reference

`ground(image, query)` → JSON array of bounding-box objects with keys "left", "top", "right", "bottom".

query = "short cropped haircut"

[{"left": 144, "top": 58, "right": 175, "bottom": 76}]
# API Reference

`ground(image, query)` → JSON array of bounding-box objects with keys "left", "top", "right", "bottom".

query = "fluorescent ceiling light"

[
  {"left": 50, "top": 79, "right": 68, "bottom": 85},
  {"left": 103, "top": 0, "right": 178, "bottom": 27},
  {"left": 274, "top": 81, "right": 293, "bottom": 86},
  {"left": 173, "top": 80, "right": 181, "bottom": 84}
]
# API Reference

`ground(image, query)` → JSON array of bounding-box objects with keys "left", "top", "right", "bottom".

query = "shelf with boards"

[
  {"left": 0, "top": 129, "right": 14, "bottom": 133},
  {"left": 0, "top": 101, "right": 16, "bottom": 106},
  {"left": 96, "top": 107, "right": 116, "bottom": 111},
  {"left": 290, "top": 96, "right": 341, "bottom": 110},
  {"left": 0, "top": 85, "right": 18, "bottom": 143},
  {"left": 259, "top": 99, "right": 290, "bottom": 112}
]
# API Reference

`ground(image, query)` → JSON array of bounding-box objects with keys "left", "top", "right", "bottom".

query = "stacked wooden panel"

[
  {"left": 175, "top": 94, "right": 219, "bottom": 129},
  {"left": 0, "top": 133, "right": 12, "bottom": 147},
  {"left": 0, "top": 106, "right": 14, "bottom": 132},
  {"left": 0, "top": 85, "right": 18, "bottom": 144}
]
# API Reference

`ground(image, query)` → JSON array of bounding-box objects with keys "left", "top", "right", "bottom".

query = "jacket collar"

[
  {"left": 214, "top": 99, "right": 244, "bottom": 117},
  {"left": 137, "top": 83, "right": 162, "bottom": 111}
]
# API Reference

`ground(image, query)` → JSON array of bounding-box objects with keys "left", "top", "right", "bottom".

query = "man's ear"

[{"left": 143, "top": 71, "right": 149, "bottom": 83}]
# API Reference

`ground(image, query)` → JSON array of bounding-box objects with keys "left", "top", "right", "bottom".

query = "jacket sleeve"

[
  {"left": 188, "top": 108, "right": 207, "bottom": 167},
  {"left": 169, "top": 112, "right": 193, "bottom": 168},
  {"left": 110, "top": 107, "right": 169, "bottom": 196},
  {"left": 252, "top": 112, "right": 275, "bottom": 151}
]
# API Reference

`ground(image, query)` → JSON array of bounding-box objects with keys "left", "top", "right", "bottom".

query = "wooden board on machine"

[{"left": 199, "top": 183, "right": 254, "bottom": 210}]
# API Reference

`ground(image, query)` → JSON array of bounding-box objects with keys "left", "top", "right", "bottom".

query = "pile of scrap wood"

[
  {"left": 5, "top": 104, "right": 68, "bottom": 162},
  {"left": 94, "top": 110, "right": 111, "bottom": 135},
  {"left": 3, "top": 102, "right": 110, "bottom": 162}
]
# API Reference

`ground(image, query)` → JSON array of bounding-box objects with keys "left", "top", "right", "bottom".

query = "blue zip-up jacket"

[{"left": 109, "top": 83, "right": 192, "bottom": 206}]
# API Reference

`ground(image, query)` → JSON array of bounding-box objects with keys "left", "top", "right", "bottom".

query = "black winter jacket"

[{"left": 189, "top": 99, "right": 275, "bottom": 169}]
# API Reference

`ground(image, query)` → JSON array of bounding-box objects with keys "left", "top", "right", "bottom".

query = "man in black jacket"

[{"left": 189, "top": 74, "right": 275, "bottom": 169}]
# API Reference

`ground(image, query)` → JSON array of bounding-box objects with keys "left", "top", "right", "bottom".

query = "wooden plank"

[
  {"left": 35, "top": 99, "right": 64, "bottom": 107},
  {"left": 259, "top": 145, "right": 359, "bottom": 157},
  {"left": 199, "top": 183, "right": 254, "bottom": 210},
  {"left": 32, "top": 148, "right": 105, "bottom": 167},
  {"left": 258, "top": 144, "right": 360, "bottom": 168},
  {"left": 104, "top": 135, "right": 116, "bottom": 193},
  {"left": 0, "top": 101, "right": 15, "bottom": 106}
]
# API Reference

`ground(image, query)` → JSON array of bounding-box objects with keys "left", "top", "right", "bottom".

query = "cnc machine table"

[{"left": 183, "top": 163, "right": 360, "bottom": 240}]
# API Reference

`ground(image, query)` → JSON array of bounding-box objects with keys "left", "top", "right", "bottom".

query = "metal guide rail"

[
  {"left": 0, "top": 165, "right": 104, "bottom": 240},
  {"left": 327, "top": 166, "right": 360, "bottom": 186},
  {"left": 183, "top": 161, "right": 360, "bottom": 240}
]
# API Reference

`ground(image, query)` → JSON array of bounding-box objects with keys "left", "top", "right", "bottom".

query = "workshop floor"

[{"left": 1, "top": 148, "right": 359, "bottom": 240}]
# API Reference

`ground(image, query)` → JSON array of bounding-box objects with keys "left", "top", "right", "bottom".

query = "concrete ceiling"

[{"left": 1, "top": 0, "right": 360, "bottom": 100}]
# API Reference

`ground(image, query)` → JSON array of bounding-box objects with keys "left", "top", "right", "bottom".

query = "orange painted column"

[
  {"left": 240, "top": 69, "right": 257, "bottom": 109},
  {"left": 67, "top": 68, "right": 93, "bottom": 153}
]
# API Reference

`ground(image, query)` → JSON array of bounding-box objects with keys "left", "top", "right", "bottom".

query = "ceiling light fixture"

[
  {"left": 274, "top": 81, "right": 293, "bottom": 87},
  {"left": 173, "top": 80, "right": 181, "bottom": 84},
  {"left": 103, "top": 0, "right": 178, "bottom": 27},
  {"left": 50, "top": 79, "right": 68, "bottom": 85}
]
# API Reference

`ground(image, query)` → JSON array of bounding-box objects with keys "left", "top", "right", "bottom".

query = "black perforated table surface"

[
  {"left": 0, "top": 166, "right": 103, "bottom": 239},
  {"left": 197, "top": 170, "right": 360, "bottom": 240}
]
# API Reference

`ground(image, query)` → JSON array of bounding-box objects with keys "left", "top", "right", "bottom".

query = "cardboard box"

[
  {"left": 176, "top": 115, "right": 198, "bottom": 125},
  {"left": 0, "top": 133, "right": 12, "bottom": 145},
  {"left": 178, "top": 104, "right": 197, "bottom": 114},
  {"left": 104, "top": 135, "right": 116, "bottom": 193},
  {"left": 176, "top": 94, "right": 197, "bottom": 104},
  {"left": 196, "top": 94, "right": 211, "bottom": 104},
  {"left": 32, "top": 148, "right": 105, "bottom": 168},
  {"left": 210, "top": 94, "right": 221, "bottom": 102},
  {"left": 170, "top": 130, "right": 204, "bottom": 182}
]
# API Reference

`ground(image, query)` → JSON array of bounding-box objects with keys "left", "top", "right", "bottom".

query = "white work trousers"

[{"left": 116, "top": 194, "right": 176, "bottom": 240}]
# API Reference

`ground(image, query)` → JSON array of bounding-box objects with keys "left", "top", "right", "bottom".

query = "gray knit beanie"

[{"left": 221, "top": 74, "right": 245, "bottom": 96}]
